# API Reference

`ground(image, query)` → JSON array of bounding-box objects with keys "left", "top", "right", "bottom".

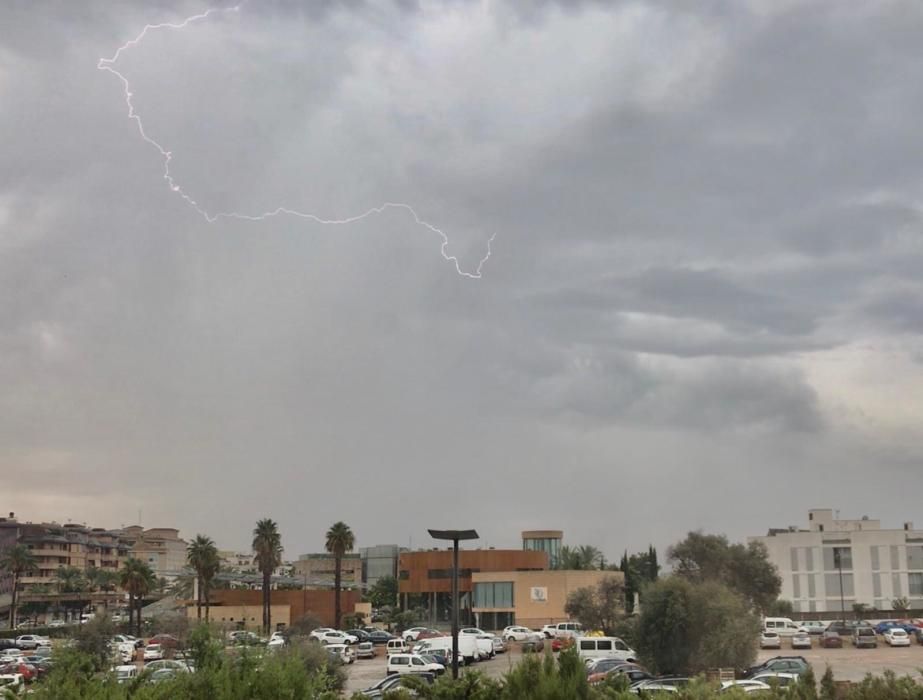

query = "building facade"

[
  {"left": 293, "top": 553, "right": 362, "bottom": 588},
  {"left": 193, "top": 588, "right": 362, "bottom": 630},
  {"left": 472, "top": 569, "right": 623, "bottom": 630},
  {"left": 750, "top": 508, "right": 923, "bottom": 613},
  {"left": 360, "top": 544, "right": 400, "bottom": 589},
  {"left": 522, "top": 530, "right": 563, "bottom": 569},
  {"left": 399, "top": 548, "right": 548, "bottom": 624},
  {"left": 119, "top": 526, "right": 188, "bottom": 578}
]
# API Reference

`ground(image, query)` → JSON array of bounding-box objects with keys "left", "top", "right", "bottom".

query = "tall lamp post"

[
  {"left": 834, "top": 548, "right": 845, "bottom": 621},
  {"left": 428, "top": 528, "right": 479, "bottom": 680}
]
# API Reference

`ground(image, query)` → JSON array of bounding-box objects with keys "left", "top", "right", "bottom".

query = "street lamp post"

[
  {"left": 835, "top": 548, "right": 845, "bottom": 621},
  {"left": 428, "top": 529, "right": 479, "bottom": 680}
]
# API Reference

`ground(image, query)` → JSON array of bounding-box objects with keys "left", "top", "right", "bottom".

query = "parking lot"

[{"left": 756, "top": 641, "right": 923, "bottom": 683}]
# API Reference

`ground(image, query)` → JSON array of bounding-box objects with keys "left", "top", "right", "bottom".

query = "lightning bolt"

[{"left": 97, "top": 2, "right": 495, "bottom": 279}]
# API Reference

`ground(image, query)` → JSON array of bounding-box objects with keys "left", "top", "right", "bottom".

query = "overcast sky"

[{"left": 2, "top": 0, "right": 922, "bottom": 562}]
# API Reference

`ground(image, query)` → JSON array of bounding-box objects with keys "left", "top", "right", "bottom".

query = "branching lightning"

[{"left": 97, "top": 2, "right": 495, "bottom": 279}]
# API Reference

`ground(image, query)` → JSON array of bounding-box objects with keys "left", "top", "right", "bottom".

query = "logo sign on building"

[{"left": 530, "top": 587, "right": 548, "bottom": 602}]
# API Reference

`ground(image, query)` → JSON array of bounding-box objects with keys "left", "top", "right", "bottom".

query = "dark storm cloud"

[{"left": 1, "top": 0, "right": 922, "bottom": 556}]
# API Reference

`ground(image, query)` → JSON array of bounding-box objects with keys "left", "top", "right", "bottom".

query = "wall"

[
  {"left": 207, "top": 588, "right": 361, "bottom": 627},
  {"left": 187, "top": 603, "right": 290, "bottom": 630},
  {"left": 472, "top": 569, "right": 622, "bottom": 629},
  {"left": 399, "top": 549, "right": 548, "bottom": 595}
]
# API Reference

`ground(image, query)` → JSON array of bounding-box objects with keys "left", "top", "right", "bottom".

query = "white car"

[
  {"left": 502, "top": 626, "right": 536, "bottom": 642},
  {"left": 759, "top": 631, "right": 782, "bottom": 649},
  {"left": 543, "top": 621, "right": 584, "bottom": 639},
  {"left": 386, "top": 653, "right": 444, "bottom": 676},
  {"left": 143, "top": 643, "right": 164, "bottom": 661},
  {"left": 310, "top": 629, "right": 358, "bottom": 645},
  {"left": 114, "top": 665, "right": 139, "bottom": 684},
  {"left": 326, "top": 643, "right": 355, "bottom": 664},
  {"left": 47, "top": 619, "right": 67, "bottom": 628},
  {"left": 749, "top": 672, "right": 800, "bottom": 687},
  {"left": 13, "top": 635, "right": 49, "bottom": 650},
  {"left": 110, "top": 641, "right": 136, "bottom": 663},
  {"left": 355, "top": 641, "right": 375, "bottom": 659},
  {"left": 402, "top": 627, "right": 429, "bottom": 642},
  {"left": 0, "top": 673, "right": 25, "bottom": 695},
  {"left": 791, "top": 632, "right": 812, "bottom": 649},
  {"left": 721, "top": 680, "right": 772, "bottom": 694},
  {"left": 144, "top": 659, "right": 191, "bottom": 674},
  {"left": 884, "top": 628, "right": 911, "bottom": 647}
]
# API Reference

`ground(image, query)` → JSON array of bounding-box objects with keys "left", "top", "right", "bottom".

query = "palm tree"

[
  {"left": 325, "top": 521, "right": 355, "bottom": 630},
  {"left": 119, "top": 558, "right": 156, "bottom": 636},
  {"left": 55, "top": 565, "right": 87, "bottom": 594},
  {"left": 0, "top": 544, "right": 37, "bottom": 629},
  {"left": 187, "top": 535, "right": 220, "bottom": 622},
  {"left": 577, "top": 545, "right": 603, "bottom": 570},
  {"left": 252, "top": 519, "right": 283, "bottom": 634}
]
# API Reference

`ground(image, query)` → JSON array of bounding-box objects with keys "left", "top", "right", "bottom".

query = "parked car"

[
  {"left": 791, "top": 632, "right": 812, "bottom": 649},
  {"left": 367, "top": 630, "right": 394, "bottom": 645},
  {"left": 228, "top": 630, "right": 262, "bottom": 646},
  {"left": 491, "top": 637, "right": 507, "bottom": 654},
  {"left": 750, "top": 672, "right": 800, "bottom": 687},
  {"left": 826, "top": 620, "right": 861, "bottom": 636},
  {"left": 13, "top": 635, "right": 49, "bottom": 650},
  {"left": 359, "top": 672, "right": 436, "bottom": 698},
  {"left": 586, "top": 658, "right": 636, "bottom": 676},
  {"left": 346, "top": 629, "right": 371, "bottom": 644},
  {"left": 631, "top": 677, "right": 690, "bottom": 694},
  {"left": 386, "top": 638, "right": 411, "bottom": 655},
  {"left": 0, "top": 673, "right": 24, "bottom": 695},
  {"left": 721, "top": 680, "right": 771, "bottom": 694},
  {"left": 521, "top": 633, "right": 545, "bottom": 653},
  {"left": 746, "top": 656, "right": 810, "bottom": 677},
  {"left": 47, "top": 619, "right": 67, "bottom": 628},
  {"left": 143, "top": 644, "right": 164, "bottom": 662},
  {"left": 386, "top": 653, "right": 445, "bottom": 676},
  {"left": 576, "top": 636, "right": 637, "bottom": 663},
  {"left": 543, "top": 621, "right": 584, "bottom": 639},
  {"left": 143, "top": 659, "right": 191, "bottom": 674},
  {"left": 884, "top": 628, "right": 911, "bottom": 647},
  {"left": 588, "top": 664, "right": 652, "bottom": 686},
  {"left": 114, "top": 665, "right": 139, "bottom": 684},
  {"left": 148, "top": 634, "right": 179, "bottom": 649},
  {"left": 502, "top": 626, "right": 537, "bottom": 642},
  {"left": 762, "top": 618, "right": 806, "bottom": 637},
  {"left": 313, "top": 630, "right": 358, "bottom": 645},
  {"left": 759, "top": 631, "right": 782, "bottom": 649},
  {"left": 402, "top": 627, "right": 430, "bottom": 642},
  {"left": 821, "top": 631, "right": 843, "bottom": 648},
  {"left": 355, "top": 641, "right": 376, "bottom": 659},
  {"left": 413, "top": 636, "right": 477, "bottom": 664},
  {"left": 853, "top": 627, "right": 877, "bottom": 648},
  {"left": 325, "top": 643, "right": 354, "bottom": 664},
  {"left": 798, "top": 621, "right": 826, "bottom": 635}
]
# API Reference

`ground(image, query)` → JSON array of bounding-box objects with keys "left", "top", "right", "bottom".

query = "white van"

[
  {"left": 386, "top": 638, "right": 411, "bottom": 655},
  {"left": 763, "top": 618, "right": 806, "bottom": 637},
  {"left": 415, "top": 635, "right": 479, "bottom": 664},
  {"left": 575, "top": 636, "right": 637, "bottom": 664}
]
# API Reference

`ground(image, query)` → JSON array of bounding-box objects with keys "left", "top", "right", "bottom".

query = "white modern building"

[{"left": 750, "top": 509, "right": 923, "bottom": 614}]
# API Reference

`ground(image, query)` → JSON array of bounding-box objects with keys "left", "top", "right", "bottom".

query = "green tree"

[
  {"left": 621, "top": 546, "right": 660, "bottom": 613},
  {"left": 852, "top": 602, "right": 869, "bottom": 620},
  {"left": 668, "top": 531, "right": 781, "bottom": 612},
  {"left": 325, "top": 521, "right": 355, "bottom": 630},
  {"left": 367, "top": 575, "right": 398, "bottom": 611},
  {"left": 564, "top": 575, "right": 625, "bottom": 634},
  {"left": 119, "top": 557, "right": 156, "bottom": 636},
  {"left": 556, "top": 544, "right": 603, "bottom": 571},
  {"left": 636, "top": 576, "right": 760, "bottom": 675},
  {"left": 187, "top": 534, "right": 221, "bottom": 622},
  {"left": 891, "top": 596, "right": 910, "bottom": 612},
  {"left": 252, "top": 518, "right": 283, "bottom": 634},
  {"left": 767, "top": 599, "right": 794, "bottom": 617},
  {"left": 86, "top": 567, "right": 119, "bottom": 593},
  {"left": 0, "top": 543, "right": 37, "bottom": 629}
]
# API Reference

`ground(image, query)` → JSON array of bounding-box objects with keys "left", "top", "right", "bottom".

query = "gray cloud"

[{"left": 1, "top": 0, "right": 921, "bottom": 556}]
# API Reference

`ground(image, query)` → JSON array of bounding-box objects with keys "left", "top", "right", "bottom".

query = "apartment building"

[
  {"left": 118, "top": 526, "right": 188, "bottom": 578},
  {"left": 750, "top": 508, "right": 923, "bottom": 613},
  {"left": 293, "top": 553, "right": 362, "bottom": 588}
]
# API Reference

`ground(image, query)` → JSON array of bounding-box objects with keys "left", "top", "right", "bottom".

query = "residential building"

[
  {"left": 293, "top": 553, "right": 362, "bottom": 588},
  {"left": 15, "top": 521, "right": 130, "bottom": 589},
  {"left": 119, "top": 526, "right": 188, "bottom": 578},
  {"left": 399, "top": 548, "right": 548, "bottom": 624},
  {"left": 522, "top": 530, "right": 563, "bottom": 569},
  {"left": 750, "top": 508, "right": 923, "bottom": 613},
  {"left": 219, "top": 551, "right": 256, "bottom": 574},
  {"left": 360, "top": 544, "right": 400, "bottom": 588},
  {"left": 472, "top": 569, "right": 623, "bottom": 630}
]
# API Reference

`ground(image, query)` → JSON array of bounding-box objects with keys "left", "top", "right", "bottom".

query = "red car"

[
  {"left": 0, "top": 661, "right": 36, "bottom": 682},
  {"left": 821, "top": 631, "right": 842, "bottom": 648},
  {"left": 551, "top": 637, "right": 574, "bottom": 652}
]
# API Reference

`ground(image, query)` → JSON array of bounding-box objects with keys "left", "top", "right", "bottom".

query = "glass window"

[
  {"left": 908, "top": 547, "right": 923, "bottom": 571},
  {"left": 824, "top": 573, "right": 854, "bottom": 596},
  {"left": 871, "top": 546, "right": 880, "bottom": 571},
  {"left": 891, "top": 546, "right": 900, "bottom": 570},
  {"left": 807, "top": 575, "right": 816, "bottom": 599},
  {"left": 873, "top": 573, "right": 881, "bottom": 598},
  {"left": 597, "top": 640, "right": 612, "bottom": 650},
  {"left": 909, "top": 573, "right": 923, "bottom": 596},
  {"left": 792, "top": 575, "right": 801, "bottom": 598},
  {"left": 790, "top": 548, "right": 799, "bottom": 572},
  {"left": 580, "top": 640, "right": 593, "bottom": 650},
  {"left": 805, "top": 548, "right": 814, "bottom": 571},
  {"left": 893, "top": 573, "right": 903, "bottom": 597}
]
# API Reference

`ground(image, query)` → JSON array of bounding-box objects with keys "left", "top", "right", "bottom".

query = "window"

[
  {"left": 907, "top": 546, "right": 923, "bottom": 571},
  {"left": 891, "top": 546, "right": 900, "bottom": 570},
  {"left": 615, "top": 640, "right": 628, "bottom": 651},
  {"left": 580, "top": 640, "right": 594, "bottom": 650},
  {"left": 473, "top": 582, "right": 513, "bottom": 608},
  {"left": 805, "top": 548, "right": 814, "bottom": 571},
  {"left": 873, "top": 573, "right": 881, "bottom": 598},
  {"left": 790, "top": 549, "right": 799, "bottom": 572},
  {"left": 792, "top": 575, "right": 801, "bottom": 598},
  {"left": 412, "top": 657, "right": 424, "bottom": 666},
  {"left": 807, "top": 575, "right": 816, "bottom": 598},
  {"left": 823, "top": 547, "right": 852, "bottom": 571},
  {"left": 892, "top": 573, "right": 903, "bottom": 597},
  {"left": 399, "top": 570, "right": 409, "bottom": 580},
  {"left": 909, "top": 573, "right": 923, "bottom": 596},
  {"left": 596, "top": 640, "right": 612, "bottom": 650},
  {"left": 871, "top": 546, "right": 880, "bottom": 571},
  {"left": 824, "top": 573, "right": 854, "bottom": 596}
]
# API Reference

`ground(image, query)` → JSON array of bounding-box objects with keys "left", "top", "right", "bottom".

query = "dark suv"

[
  {"left": 746, "top": 656, "right": 810, "bottom": 677},
  {"left": 853, "top": 627, "right": 877, "bottom": 648}
]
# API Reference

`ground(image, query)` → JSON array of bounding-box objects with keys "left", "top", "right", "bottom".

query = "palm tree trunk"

[
  {"left": 334, "top": 556, "right": 342, "bottom": 630},
  {"left": 127, "top": 592, "right": 134, "bottom": 633},
  {"left": 196, "top": 577, "right": 202, "bottom": 621},
  {"left": 8, "top": 573, "right": 18, "bottom": 629},
  {"left": 136, "top": 593, "right": 143, "bottom": 636},
  {"left": 204, "top": 583, "right": 210, "bottom": 623}
]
